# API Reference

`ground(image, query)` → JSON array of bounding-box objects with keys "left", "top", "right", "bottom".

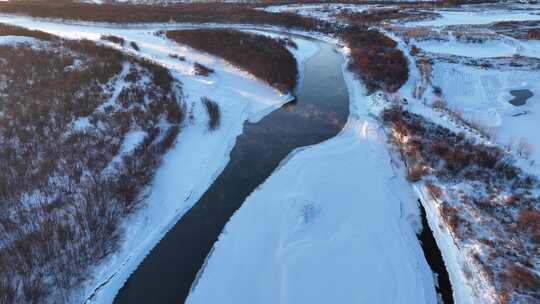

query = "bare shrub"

[
  {"left": 516, "top": 138, "right": 534, "bottom": 160},
  {"left": 431, "top": 98, "right": 448, "bottom": 109},
  {"left": 500, "top": 264, "right": 540, "bottom": 293},
  {"left": 0, "top": 27, "right": 184, "bottom": 303},
  {"left": 341, "top": 27, "right": 408, "bottom": 93},
  {"left": 168, "top": 29, "right": 298, "bottom": 93},
  {"left": 441, "top": 204, "right": 461, "bottom": 233},
  {"left": 410, "top": 45, "right": 420, "bottom": 56},
  {"left": 101, "top": 34, "right": 125, "bottom": 46},
  {"left": 425, "top": 180, "right": 443, "bottom": 200},
  {"left": 407, "top": 164, "right": 427, "bottom": 182},
  {"left": 201, "top": 97, "right": 220, "bottom": 131},
  {"left": 170, "top": 53, "right": 186, "bottom": 61},
  {"left": 528, "top": 29, "right": 540, "bottom": 40},
  {"left": 130, "top": 41, "right": 140, "bottom": 51},
  {"left": 277, "top": 37, "right": 298, "bottom": 49},
  {"left": 517, "top": 209, "right": 540, "bottom": 236},
  {"left": 0, "top": 23, "right": 55, "bottom": 41},
  {"left": 194, "top": 62, "right": 214, "bottom": 77}
]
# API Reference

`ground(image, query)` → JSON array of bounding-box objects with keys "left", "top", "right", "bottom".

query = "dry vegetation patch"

[
  {"left": 0, "top": 23, "right": 56, "bottom": 41},
  {"left": 0, "top": 2, "right": 331, "bottom": 32},
  {"left": 201, "top": 97, "right": 221, "bottom": 131},
  {"left": 167, "top": 29, "right": 298, "bottom": 93},
  {"left": 0, "top": 25, "right": 184, "bottom": 303},
  {"left": 488, "top": 20, "right": 540, "bottom": 40},
  {"left": 335, "top": 8, "right": 439, "bottom": 26},
  {"left": 341, "top": 27, "right": 409, "bottom": 93},
  {"left": 382, "top": 106, "right": 540, "bottom": 303},
  {"left": 101, "top": 34, "right": 125, "bottom": 46},
  {"left": 194, "top": 62, "right": 214, "bottom": 77}
]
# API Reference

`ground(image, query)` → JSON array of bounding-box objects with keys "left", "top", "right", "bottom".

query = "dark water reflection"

[
  {"left": 509, "top": 89, "right": 533, "bottom": 106},
  {"left": 114, "top": 37, "right": 350, "bottom": 304}
]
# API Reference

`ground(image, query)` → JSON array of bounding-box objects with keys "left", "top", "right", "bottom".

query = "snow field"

[
  {"left": 430, "top": 62, "right": 540, "bottom": 173},
  {"left": 407, "top": 9, "right": 540, "bottom": 27}
]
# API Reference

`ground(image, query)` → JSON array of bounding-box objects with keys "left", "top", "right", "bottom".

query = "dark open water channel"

[
  {"left": 114, "top": 31, "right": 453, "bottom": 304},
  {"left": 114, "top": 35, "right": 350, "bottom": 304}
]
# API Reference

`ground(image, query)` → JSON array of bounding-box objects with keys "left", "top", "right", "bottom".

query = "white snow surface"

[
  {"left": 431, "top": 61, "right": 540, "bottom": 172},
  {"left": 414, "top": 36, "right": 540, "bottom": 59},
  {"left": 187, "top": 47, "right": 437, "bottom": 304},
  {"left": 416, "top": 39, "right": 519, "bottom": 58},
  {"left": 120, "top": 130, "right": 147, "bottom": 154},
  {"left": 407, "top": 9, "right": 540, "bottom": 27}
]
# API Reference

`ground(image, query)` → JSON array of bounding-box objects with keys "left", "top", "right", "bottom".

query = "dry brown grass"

[{"left": 201, "top": 97, "right": 221, "bottom": 131}]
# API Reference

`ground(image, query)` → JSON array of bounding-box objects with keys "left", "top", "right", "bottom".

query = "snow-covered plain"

[
  {"left": 416, "top": 39, "right": 519, "bottom": 58},
  {"left": 407, "top": 9, "right": 540, "bottom": 27},
  {"left": 412, "top": 33, "right": 540, "bottom": 59},
  {"left": 430, "top": 62, "right": 540, "bottom": 169},
  {"left": 399, "top": 5, "right": 540, "bottom": 171}
]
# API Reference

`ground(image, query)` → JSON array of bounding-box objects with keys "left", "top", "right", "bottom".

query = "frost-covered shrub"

[
  {"left": 0, "top": 26, "right": 184, "bottom": 303},
  {"left": 382, "top": 106, "right": 540, "bottom": 302},
  {"left": 201, "top": 97, "right": 220, "bottom": 131}
]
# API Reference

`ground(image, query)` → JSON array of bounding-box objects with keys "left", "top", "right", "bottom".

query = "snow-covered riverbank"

[{"left": 384, "top": 8, "right": 540, "bottom": 299}]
